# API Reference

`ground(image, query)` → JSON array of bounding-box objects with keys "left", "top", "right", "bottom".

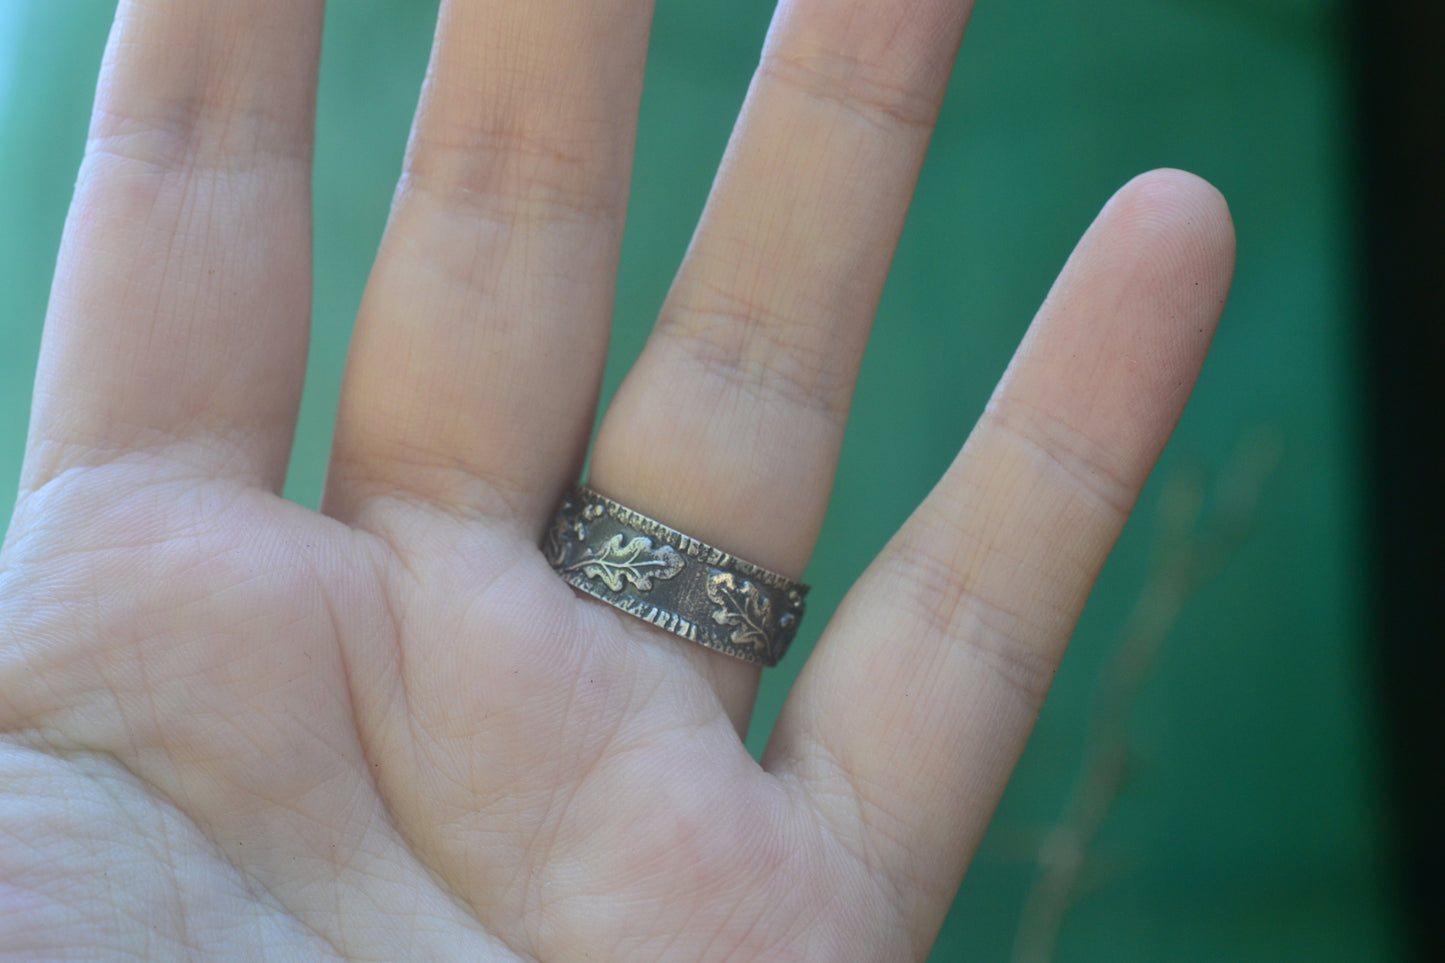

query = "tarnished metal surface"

[{"left": 546, "top": 486, "right": 808, "bottom": 667}]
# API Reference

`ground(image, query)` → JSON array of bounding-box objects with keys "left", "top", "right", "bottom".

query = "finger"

[
  {"left": 587, "top": 0, "right": 976, "bottom": 715},
  {"left": 766, "top": 171, "right": 1236, "bottom": 944},
  {"left": 323, "top": 0, "right": 655, "bottom": 530},
  {"left": 21, "top": 0, "right": 324, "bottom": 492}
]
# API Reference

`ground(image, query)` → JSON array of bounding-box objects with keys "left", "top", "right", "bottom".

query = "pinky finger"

[{"left": 765, "top": 170, "right": 1236, "bottom": 946}]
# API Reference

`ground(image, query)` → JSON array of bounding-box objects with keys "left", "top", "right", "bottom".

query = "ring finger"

[
  {"left": 589, "top": 0, "right": 977, "bottom": 723},
  {"left": 324, "top": 0, "right": 655, "bottom": 530}
]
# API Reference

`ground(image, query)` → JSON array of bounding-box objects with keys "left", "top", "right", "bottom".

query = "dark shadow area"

[{"left": 1357, "top": 3, "right": 1445, "bottom": 960}]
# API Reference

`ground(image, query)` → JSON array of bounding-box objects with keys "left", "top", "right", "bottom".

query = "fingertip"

[
  {"left": 1052, "top": 169, "right": 1236, "bottom": 380},
  {"left": 1113, "top": 168, "right": 1231, "bottom": 225},
  {"left": 1106, "top": 168, "right": 1237, "bottom": 296},
  {"left": 988, "top": 167, "right": 1240, "bottom": 492}
]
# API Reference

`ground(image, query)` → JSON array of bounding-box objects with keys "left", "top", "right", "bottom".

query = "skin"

[{"left": 0, "top": 1, "right": 1235, "bottom": 960}]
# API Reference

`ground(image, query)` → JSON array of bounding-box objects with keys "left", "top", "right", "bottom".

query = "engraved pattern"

[
  {"left": 547, "top": 486, "right": 808, "bottom": 666},
  {"left": 544, "top": 496, "right": 575, "bottom": 567},
  {"left": 706, "top": 571, "right": 773, "bottom": 654},
  {"left": 561, "top": 534, "right": 685, "bottom": 593}
]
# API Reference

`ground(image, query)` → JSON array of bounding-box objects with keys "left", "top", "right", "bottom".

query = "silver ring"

[{"left": 545, "top": 485, "right": 808, "bottom": 667}]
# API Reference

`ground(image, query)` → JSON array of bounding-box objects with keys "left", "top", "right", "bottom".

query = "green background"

[{"left": 0, "top": 1, "right": 1402, "bottom": 959}]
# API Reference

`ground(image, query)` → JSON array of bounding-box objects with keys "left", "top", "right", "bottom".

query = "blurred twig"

[{"left": 1009, "top": 430, "right": 1281, "bottom": 963}]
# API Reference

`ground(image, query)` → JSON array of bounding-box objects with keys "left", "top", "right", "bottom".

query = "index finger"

[{"left": 765, "top": 170, "right": 1236, "bottom": 945}]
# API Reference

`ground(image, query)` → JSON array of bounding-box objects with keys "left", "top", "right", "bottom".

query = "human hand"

[{"left": 0, "top": 1, "right": 1235, "bottom": 960}]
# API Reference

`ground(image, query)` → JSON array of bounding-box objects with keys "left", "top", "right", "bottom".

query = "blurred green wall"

[{"left": 0, "top": 1, "right": 1402, "bottom": 959}]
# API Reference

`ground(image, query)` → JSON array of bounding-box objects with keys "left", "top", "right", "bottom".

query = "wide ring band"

[{"left": 545, "top": 485, "right": 809, "bottom": 667}]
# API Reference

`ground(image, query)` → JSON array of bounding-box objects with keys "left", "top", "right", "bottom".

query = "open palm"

[{"left": 0, "top": 1, "right": 1234, "bottom": 960}]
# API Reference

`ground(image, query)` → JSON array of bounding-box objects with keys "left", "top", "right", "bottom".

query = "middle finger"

[{"left": 589, "top": 0, "right": 977, "bottom": 721}]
